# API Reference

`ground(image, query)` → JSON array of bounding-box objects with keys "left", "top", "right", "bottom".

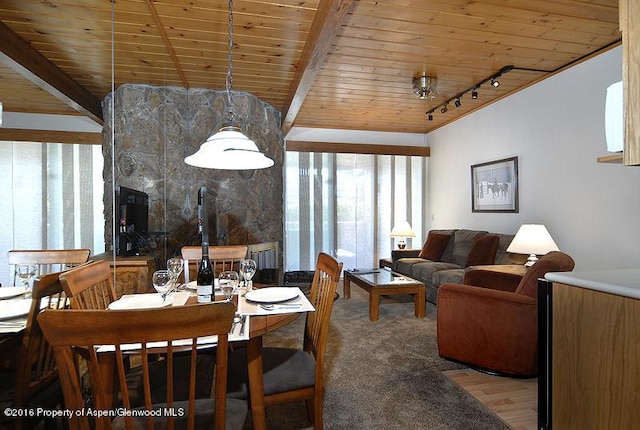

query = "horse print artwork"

[{"left": 471, "top": 157, "right": 519, "bottom": 212}]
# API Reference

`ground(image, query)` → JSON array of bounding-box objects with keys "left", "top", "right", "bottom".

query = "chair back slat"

[
  {"left": 304, "top": 252, "right": 343, "bottom": 368},
  {"left": 14, "top": 271, "right": 70, "bottom": 414},
  {"left": 59, "top": 260, "right": 117, "bottom": 309},
  {"left": 7, "top": 249, "right": 90, "bottom": 285},
  {"left": 181, "top": 245, "right": 248, "bottom": 283},
  {"left": 38, "top": 302, "right": 237, "bottom": 430}
]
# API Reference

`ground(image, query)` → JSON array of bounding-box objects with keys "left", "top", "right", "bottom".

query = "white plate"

[
  {"left": 245, "top": 287, "right": 299, "bottom": 304},
  {"left": 108, "top": 293, "right": 174, "bottom": 310},
  {"left": 186, "top": 279, "right": 219, "bottom": 290},
  {"left": 0, "top": 287, "right": 25, "bottom": 300},
  {"left": 0, "top": 299, "right": 32, "bottom": 320}
]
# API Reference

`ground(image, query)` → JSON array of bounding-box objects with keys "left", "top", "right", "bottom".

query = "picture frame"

[{"left": 471, "top": 156, "right": 519, "bottom": 212}]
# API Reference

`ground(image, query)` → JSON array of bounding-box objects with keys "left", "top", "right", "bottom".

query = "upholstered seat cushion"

[
  {"left": 111, "top": 397, "right": 248, "bottom": 430},
  {"left": 227, "top": 347, "right": 316, "bottom": 399},
  {"left": 394, "top": 258, "right": 431, "bottom": 276},
  {"left": 411, "top": 261, "right": 462, "bottom": 289}
]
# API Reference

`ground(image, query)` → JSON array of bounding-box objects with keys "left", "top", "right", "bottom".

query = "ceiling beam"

[
  {"left": 280, "top": 0, "right": 355, "bottom": 135},
  {"left": 0, "top": 128, "right": 102, "bottom": 145},
  {"left": 0, "top": 21, "right": 103, "bottom": 124},
  {"left": 286, "top": 140, "right": 430, "bottom": 157}
]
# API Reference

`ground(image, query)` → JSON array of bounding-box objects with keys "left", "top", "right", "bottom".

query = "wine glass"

[
  {"left": 152, "top": 270, "right": 173, "bottom": 304},
  {"left": 239, "top": 259, "right": 257, "bottom": 292},
  {"left": 218, "top": 271, "right": 239, "bottom": 302},
  {"left": 167, "top": 257, "right": 184, "bottom": 290},
  {"left": 16, "top": 264, "right": 37, "bottom": 298}
]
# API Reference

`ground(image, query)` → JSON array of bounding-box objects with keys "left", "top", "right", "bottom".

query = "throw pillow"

[
  {"left": 466, "top": 234, "right": 500, "bottom": 266},
  {"left": 418, "top": 232, "right": 451, "bottom": 261}
]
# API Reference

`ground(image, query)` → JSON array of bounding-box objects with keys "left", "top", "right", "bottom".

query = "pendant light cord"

[{"left": 225, "top": 0, "right": 235, "bottom": 124}]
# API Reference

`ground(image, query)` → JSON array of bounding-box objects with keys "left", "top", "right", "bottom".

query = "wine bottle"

[{"left": 196, "top": 241, "right": 213, "bottom": 302}]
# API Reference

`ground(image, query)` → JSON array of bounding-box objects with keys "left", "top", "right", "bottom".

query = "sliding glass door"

[{"left": 285, "top": 151, "right": 427, "bottom": 272}]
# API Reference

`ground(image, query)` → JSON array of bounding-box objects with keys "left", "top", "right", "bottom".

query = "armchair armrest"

[
  {"left": 391, "top": 249, "right": 421, "bottom": 261},
  {"left": 463, "top": 265, "right": 525, "bottom": 292}
]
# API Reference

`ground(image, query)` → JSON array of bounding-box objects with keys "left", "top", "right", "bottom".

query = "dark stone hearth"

[{"left": 102, "top": 84, "right": 284, "bottom": 264}]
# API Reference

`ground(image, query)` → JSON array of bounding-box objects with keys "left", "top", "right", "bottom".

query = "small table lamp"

[
  {"left": 390, "top": 221, "right": 416, "bottom": 249},
  {"left": 507, "top": 224, "right": 559, "bottom": 267}
]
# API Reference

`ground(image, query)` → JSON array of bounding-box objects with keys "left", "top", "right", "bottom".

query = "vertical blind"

[
  {"left": 0, "top": 141, "right": 104, "bottom": 285},
  {"left": 285, "top": 151, "right": 428, "bottom": 272}
]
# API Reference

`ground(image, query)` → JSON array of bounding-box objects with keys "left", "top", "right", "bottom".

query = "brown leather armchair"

[{"left": 437, "top": 251, "right": 575, "bottom": 376}]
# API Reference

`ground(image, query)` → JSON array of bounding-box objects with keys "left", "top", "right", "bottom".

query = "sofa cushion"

[
  {"left": 418, "top": 231, "right": 451, "bottom": 260},
  {"left": 466, "top": 234, "right": 500, "bottom": 266},
  {"left": 395, "top": 258, "right": 428, "bottom": 276},
  {"left": 431, "top": 268, "right": 465, "bottom": 288},
  {"left": 450, "top": 229, "right": 488, "bottom": 266},
  {"left": 411, "top": 261, "right": 462, "bottom": 289}
]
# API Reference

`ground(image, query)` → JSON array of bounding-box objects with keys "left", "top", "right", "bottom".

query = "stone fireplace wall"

[{"left": 102, "top": 84, "right": 284, "bottom": 265}]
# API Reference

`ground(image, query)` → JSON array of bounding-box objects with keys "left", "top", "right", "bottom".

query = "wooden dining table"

[{"left": 88, "top": 291, "right": 302, "bottom": 430}]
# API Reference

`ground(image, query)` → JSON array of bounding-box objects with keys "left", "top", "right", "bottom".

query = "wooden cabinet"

[
  {"left": 544, "top": 281, "right": 640, "bottom": 429},
  {"left": 93, "top": 253, "right": 156, "bottom": 297},
  {"left": 621, "top": 0, "right": 640, "bottom": 165}
]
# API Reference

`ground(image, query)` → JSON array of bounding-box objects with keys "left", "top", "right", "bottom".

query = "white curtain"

[
  {"left": 0, "top": 141, "right": 105, "bottom": 285},
  {"left": 285, "top": 151, "right": 427, "bottom": 272}
]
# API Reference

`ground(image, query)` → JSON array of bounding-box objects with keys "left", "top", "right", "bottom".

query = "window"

[
  {"left": 0, "top": 141, "right": 104, "bottom": 284},
  {"left": 285, "top": 151, "right": 427, "bottom": 271}
]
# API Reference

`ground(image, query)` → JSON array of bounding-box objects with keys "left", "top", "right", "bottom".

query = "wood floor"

[{"left": 444, "top": 369, "right": 538, "bottom": 430}]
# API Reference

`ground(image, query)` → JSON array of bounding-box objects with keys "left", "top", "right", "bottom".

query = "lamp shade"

[
  {"left": 507, "top": 224, "right": 559, "bottom": 255},
  {"left": 184, "top": 126, "right": 274, "bottom": 170},
  {"left": 390, "top": 221, "right": 416, "bottom": 238}
]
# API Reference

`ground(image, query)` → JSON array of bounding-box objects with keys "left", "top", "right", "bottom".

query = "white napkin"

[{"left": 238, "top": 287, "right": 315, "bottom": 315}]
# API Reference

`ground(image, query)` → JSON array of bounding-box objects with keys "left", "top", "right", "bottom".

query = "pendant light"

[{"left": 185, "top": 0, "right": 274, "bottom": 170}]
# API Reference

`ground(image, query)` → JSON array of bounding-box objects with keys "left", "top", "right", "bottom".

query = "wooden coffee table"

[{"left": 343, "top": 268, "right": 426, "bottom": 321}]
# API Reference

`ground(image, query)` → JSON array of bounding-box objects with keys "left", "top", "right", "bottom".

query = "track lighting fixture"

[{"left": 423, "top": 65, "right": 515, "bottom": 124}]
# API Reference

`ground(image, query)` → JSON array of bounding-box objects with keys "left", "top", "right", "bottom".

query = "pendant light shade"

[
  {"left": 184, "top": 126, "right": 274, "bottom": 170},
  {"left": 184, "top": 0, "right": 273, "bottom": 170}
]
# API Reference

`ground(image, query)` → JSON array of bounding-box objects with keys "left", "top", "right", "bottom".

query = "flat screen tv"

[{"left": 116, "top": 186, "right": 149, "bottom": 256}]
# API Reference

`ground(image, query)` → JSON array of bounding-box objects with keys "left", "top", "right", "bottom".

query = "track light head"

[
  {"left": 471, "top": 90, "right": 478, "bottom": 99},
  {"left": 428, "top": 113, "right": 433, "bottom": 121},
  {"left": 454, "top": 97, "right": 461, "bottom": 108},
  {"left": 441, "top": 105, "right": 448, "bottom": 114},
  {"left": 491, "top": 78, "right": 500, "bottom": 88}
]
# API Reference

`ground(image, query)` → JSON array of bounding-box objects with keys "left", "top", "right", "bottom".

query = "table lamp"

[
  {"left": 390, "top": 221, "right": 416, "bottom": 249},
  {"left": 507, "top": 224, "right": 559, "bottom": 267}
]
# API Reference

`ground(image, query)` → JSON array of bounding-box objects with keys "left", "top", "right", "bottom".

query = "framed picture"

[{"left": 471, "top": 156, "right": 519, "bottom": 212}]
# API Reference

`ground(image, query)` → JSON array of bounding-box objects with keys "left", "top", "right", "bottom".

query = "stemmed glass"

[
  {"left": 239, "top": 259, "right": 257, "bottom": 292},
  {"left": 152, "top": 270, "right": 173, "bottom": 305},
  {"left": 218, "top": 271, "right": 239, "bottom": 302},
  {"left": 167, "top": 257, "right": 184, "bottom": 290},
  {"left": 16, "top": 264, "right": 37, "bottom": 299}
]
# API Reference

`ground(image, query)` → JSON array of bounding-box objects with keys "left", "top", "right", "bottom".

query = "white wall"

[{"left": 427, "top": 46, "right": 640, "bottom": 270}]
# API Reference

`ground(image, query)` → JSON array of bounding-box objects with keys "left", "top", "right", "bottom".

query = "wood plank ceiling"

[{"left": 0, "top": 0, "right": 621, "bottom": 140}]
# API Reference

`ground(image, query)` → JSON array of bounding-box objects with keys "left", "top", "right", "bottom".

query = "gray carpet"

[{"left": 250, "top": 287, "right": 510, "bottom": 430}]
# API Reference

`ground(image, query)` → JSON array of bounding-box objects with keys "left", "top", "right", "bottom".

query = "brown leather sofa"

[{"left": 436, "top": 251, "right": 575, "bottom": 376}]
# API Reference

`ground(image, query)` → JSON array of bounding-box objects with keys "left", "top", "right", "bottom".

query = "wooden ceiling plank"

[
  {"left": 0, "top": 20, "right": 103, "bottom": 124},
  {"left": 144, "top": 0, "right": 189, "bottom": 88},
  {"left": 286, "top": 140, "right": 430, "bottom": 156},
  {"left": 281, "top": 0, "right": 356, "bottom": 133}
]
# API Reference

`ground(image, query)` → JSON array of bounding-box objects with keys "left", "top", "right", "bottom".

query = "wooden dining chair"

[
  {"left": 181, "top": 245, "right": 248, "bottom": 283},
  {"left": 38, "top": 301, "right": 248, "bottom": 430},
  {"left": 0, "top": 271, "right": 70, "bottom": 430},
  {"left": 7, "top": 248, "right": 91, "bottom": 286},
  {"left": 227, "top": 252, "right": 343, "bottom": 430},
  {"left": 59, "top": 260, "right": 117, "bottom": 309}
]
